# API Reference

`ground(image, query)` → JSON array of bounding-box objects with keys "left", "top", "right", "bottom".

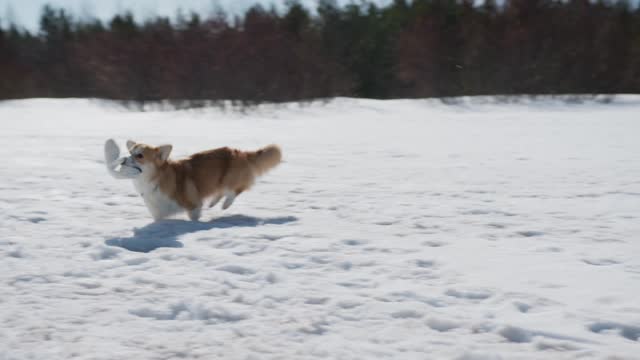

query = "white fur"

[
  {"left": 222, "top": 190, "right": 236, "bottom": 210},
  {"left": 133, "top": 173, "right": 181, "bottom": 221}
]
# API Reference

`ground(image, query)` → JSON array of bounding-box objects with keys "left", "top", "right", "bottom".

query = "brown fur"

[{"left": 130, "top": 142, "right": 282, "bottom": 213}]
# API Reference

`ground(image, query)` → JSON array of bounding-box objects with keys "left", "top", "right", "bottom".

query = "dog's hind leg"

[
  {"left": 222, "top": 191, "right": 237, "bottom": 210},
  {"left": 209, "top": 195, "right": 222, "bottom": 208},
  {"left": 222, "top": 188, "right": 246, "bottom": 210}
]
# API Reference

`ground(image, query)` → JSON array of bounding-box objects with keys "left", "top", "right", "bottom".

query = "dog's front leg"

[
  {"left": 188, "top": 207, "right": 202, "bottom": 221},
  {"left": 147, "top": 205, "right": 166, "bottom": 222}
]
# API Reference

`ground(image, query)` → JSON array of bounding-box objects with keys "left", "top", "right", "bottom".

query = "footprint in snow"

[
  {"left": 514, "top": 301, "right": 533, "bottom": 313},
  {"left": 415, "top": 260, "right": 435, "bottom": 268},
  {"left": 582, "top": 259, "right": 620, "bottom": 266},
  {"left": 305, "top": 297, "right": 330, "bottom": 305},
  {"left": 391, "top": 310, "right": 423, "bottom": 319},
  {"left": 422, "top": 240, "right": 447, "bottom": 247},
  {"left": 588, "top": 321, "right": 640, "bottom": 341},
  {"left": 374, "top": 220, "right": 397, "bottom": 226},
  {"left": 342, "top": 239, "right": 367, "bottom": 246},
  {"left": 217, "top": 265, "right": 256, "bottom": 275},
  {"left": 130, "top": 301, "right": 247, "bottom": 323},
  {"left": 516, "top": 230, "right": 545, "bottom": 238},
  {"left": 337, "top": 300, "right": 362, "bottom": 309},
  {"left": 427, "top": 318, "right": 461, "bottom": 332},
  {"left": 445, "top": 288, "right": 492, "bottom": 300}
]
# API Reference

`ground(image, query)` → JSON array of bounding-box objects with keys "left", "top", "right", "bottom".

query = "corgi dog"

[{"left": 120, "top": 140, "right": 282, "bottom": 221}]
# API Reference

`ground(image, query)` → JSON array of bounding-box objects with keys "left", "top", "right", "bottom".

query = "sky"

[
  {"left": 0, "top": 0, "right": 391, "bottom": 32},
  {"left": 2, "top": 0, "right": 638, "bottom": 32}
]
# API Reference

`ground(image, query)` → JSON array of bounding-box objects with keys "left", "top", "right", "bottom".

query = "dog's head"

[{"left": 123, "top": 140, "right": 173, "bottom": 175}]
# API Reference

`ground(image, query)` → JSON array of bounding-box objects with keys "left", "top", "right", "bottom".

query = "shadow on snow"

[{"left": 105, "top": 214, "right": 298, "bottom": 253}]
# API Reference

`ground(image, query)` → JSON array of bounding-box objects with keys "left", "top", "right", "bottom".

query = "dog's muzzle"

[{"left": 121, "top": 157, "right": 142, "bottom": 173}]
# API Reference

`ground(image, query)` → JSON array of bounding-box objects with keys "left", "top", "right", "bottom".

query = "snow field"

[{"left": 1, "top": 97, "right": 639, "bottom": 359}]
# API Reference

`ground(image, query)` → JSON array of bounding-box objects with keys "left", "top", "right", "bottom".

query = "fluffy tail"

[{"left": 249, "top": 144, "right": 282, "bottom": 176}]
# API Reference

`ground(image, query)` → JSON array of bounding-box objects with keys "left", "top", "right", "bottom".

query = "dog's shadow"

[{"left": 105, "top": 214, "right": 298, "bottom": 253}]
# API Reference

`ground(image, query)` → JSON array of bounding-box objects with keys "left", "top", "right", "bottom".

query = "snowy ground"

[{"left": 1, "top": 97, "right": 639, "bottom": 360}]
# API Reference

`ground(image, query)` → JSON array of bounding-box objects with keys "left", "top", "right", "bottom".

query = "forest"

[{"left": 1, "top": 0, "right": 639, "bottom": 103}]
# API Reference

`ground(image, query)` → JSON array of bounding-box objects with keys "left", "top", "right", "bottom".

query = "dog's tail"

[{"left": 248, "top": 144, "right": 282, "bottom": 176}]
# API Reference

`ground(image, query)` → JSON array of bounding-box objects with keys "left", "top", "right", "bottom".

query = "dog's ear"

[
  {"left": 126, "top": 140, "right": 136, "bottom": 151},
  {"left": 157, "top": 145, "right": 172, "bottom": 162}
]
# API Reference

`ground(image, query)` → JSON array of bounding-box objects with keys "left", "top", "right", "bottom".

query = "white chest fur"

[{"left": 133, "top": 177, "right": 181, "bottom": 220}]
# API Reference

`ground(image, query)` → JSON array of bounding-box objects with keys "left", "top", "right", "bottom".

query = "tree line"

[{"left": 1, "top": 0, "right": 639, "bottom": 103}]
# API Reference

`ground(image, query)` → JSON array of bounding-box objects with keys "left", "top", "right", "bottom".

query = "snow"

[{"left": 1, "top": 96, "right": 639, "bottom": 359}]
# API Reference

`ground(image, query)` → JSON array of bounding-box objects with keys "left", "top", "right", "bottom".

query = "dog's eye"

[{"left": 135, "top": 154, "right": 144, "bottom": 159}]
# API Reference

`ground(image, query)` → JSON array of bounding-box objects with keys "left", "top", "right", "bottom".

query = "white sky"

[{"left": 0, "top": 0, "right": 392, "bottom": 32}]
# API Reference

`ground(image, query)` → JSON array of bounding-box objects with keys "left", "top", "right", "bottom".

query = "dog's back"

[{"left": 181, "top": 144, "right": 282, "bottom": 199}]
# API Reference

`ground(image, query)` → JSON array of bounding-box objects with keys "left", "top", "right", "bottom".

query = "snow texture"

[{"left": 1, "top": 97, "right": 639, "bottom": 359}]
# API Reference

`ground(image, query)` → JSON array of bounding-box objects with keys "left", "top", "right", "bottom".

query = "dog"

[{"left": 113, "top": 140, "right": 281, "bottom": 221}]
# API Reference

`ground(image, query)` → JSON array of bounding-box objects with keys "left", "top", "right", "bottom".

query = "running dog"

[{"left": 105, "top": 139, "right": 281, "bottom": 221}]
